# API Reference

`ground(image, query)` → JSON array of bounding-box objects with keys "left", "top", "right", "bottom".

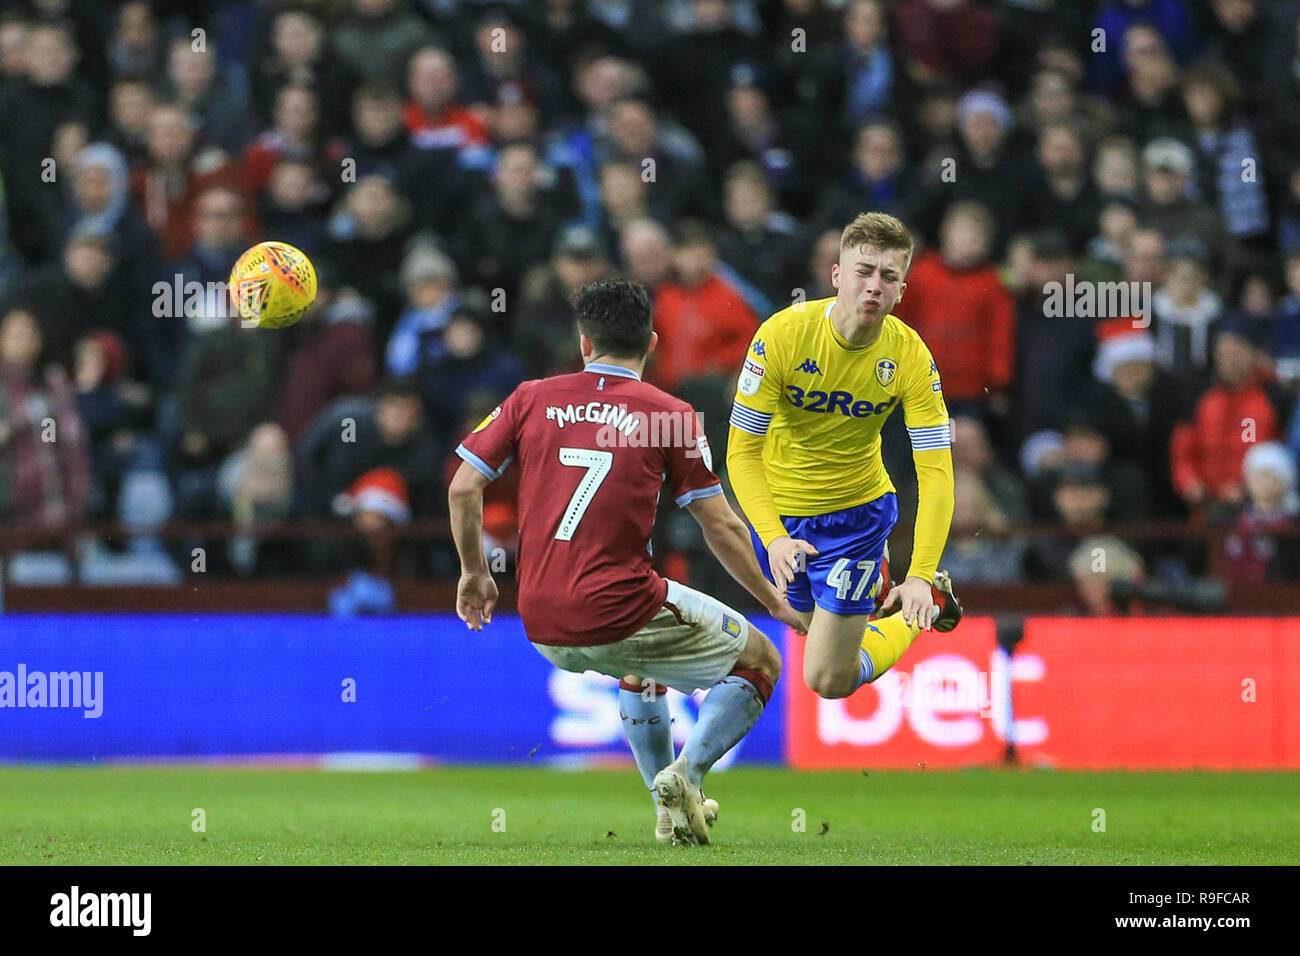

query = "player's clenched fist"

[
  {"left": 456, "top": 571, "right": 498, "bottom": 630},
  {"left": 766, "top": 535, "right": 819, "bottom": 597}
]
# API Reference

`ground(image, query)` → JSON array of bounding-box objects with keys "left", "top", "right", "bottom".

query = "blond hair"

[{"left": 840, "top": 211, "right": 914, "bottom": 264}]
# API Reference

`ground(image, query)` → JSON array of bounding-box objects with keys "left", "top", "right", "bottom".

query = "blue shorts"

[{"left": 750, "top": 495, "right": 898, "bottom": 616}]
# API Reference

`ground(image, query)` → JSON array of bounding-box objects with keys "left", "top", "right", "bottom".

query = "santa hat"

[
  {"left": 1093, "top": 318, "right": 1155, "bottom": 384},
  {"left": 337, "top": 467, "right": 410, "bottom": 525}
]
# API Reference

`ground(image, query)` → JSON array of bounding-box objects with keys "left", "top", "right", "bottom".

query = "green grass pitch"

[{"left": 1, "top": 766, "right": 1297, "bottom": 865}]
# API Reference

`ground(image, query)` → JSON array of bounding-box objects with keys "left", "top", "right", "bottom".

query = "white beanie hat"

[{"left": 1242, "top": 442, "right": 1298, "bottom": 488}]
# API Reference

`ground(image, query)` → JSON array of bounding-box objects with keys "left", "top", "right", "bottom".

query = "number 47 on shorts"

[{"left": 828, "top": 559, "right": 876, "bottom": 601}]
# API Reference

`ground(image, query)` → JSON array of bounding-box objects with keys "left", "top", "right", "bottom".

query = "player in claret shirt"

[{"left": 449, "top": 277, "right": 804, "bottom": 846}]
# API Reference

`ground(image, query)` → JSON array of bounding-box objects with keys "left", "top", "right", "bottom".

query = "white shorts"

[{"left": 532, "top": 579, "right": 756, "bottom": 695}]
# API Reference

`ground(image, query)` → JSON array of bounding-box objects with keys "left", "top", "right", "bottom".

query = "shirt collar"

[{"left": 583, "top": 362, "right": 641, "bottom": 381}]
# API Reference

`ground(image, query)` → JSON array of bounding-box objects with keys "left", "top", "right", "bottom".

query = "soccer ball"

[{"left": 229, "top": 240, "right": 318, "bottom": 328}]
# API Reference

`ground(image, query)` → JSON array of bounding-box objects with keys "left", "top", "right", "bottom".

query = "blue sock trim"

[{"left": 857, "top": 647, "right": 875, "bottom": 689}]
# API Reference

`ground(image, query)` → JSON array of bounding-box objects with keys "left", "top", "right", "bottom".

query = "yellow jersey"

[{"left": 727, "top": 296, "right": 955, "bottom": 582}]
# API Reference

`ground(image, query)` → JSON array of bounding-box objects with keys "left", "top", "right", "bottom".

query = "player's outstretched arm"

[
  {"left": 725, "top": 425, "right": 818, "bottom": 596},
  {"left": 890, "top": 339, "right": 957, "bottom": 628},
  {"left": 878, "top": 446, "right": 954, "bottom": 629},
  {"left": 448, "top": 460, "right": 498, "bottom": 630},
  {"left": 686, "top": 491, "right": 807, "bottom": 635}
]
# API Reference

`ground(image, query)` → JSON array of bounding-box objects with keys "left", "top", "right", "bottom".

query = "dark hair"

[
  {"left": 573, "top": 277, "right": 652, "bottom": 359},
  {"left": 377, "top": 377, "right": 422, "bottom": 404},
  {"left": 354, "top": 81, "right": 402, "bottom": 106},
  {"left": 671, "top": 217, "right": 715, "bottom": 249}
]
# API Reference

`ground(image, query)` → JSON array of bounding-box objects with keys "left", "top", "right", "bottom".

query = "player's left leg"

[
  {"left": 654, "top": 619, "right": 781, "bottom": 846},
  {"left": 860, "top": 570, "right": 964, "bottom": 681}
]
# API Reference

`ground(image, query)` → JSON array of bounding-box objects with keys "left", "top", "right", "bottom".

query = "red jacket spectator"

[
  {"left": 649, "top": 272, "right": 758, "bottom": 393},
  {"left": 131, "top": 156, "right": 248, "bottom": 261},
  {"left": 243, "top": 131, "right": 346, "bottom": 197},
  {"left": 0, "top": 310, "right": 91, "bottom": 536},
  {"left": 131, "top": 102, "right": 251, "bottom": 260},
  {"left": 894, "top": 0, "right": 998, "bottom": 89},
  {"left": 402, "top": 48, "right": 489, "bottom": 152},
  {"left": 1170, "top": 370, "right": 1282, "bottom": 507},
  {"left": 402, "top": 100, "right": 489, "bottom": 151},
  {"left": 276, "top": 298, "right": 378, "bottom": 443},
  {"left": 898, "top": 249, "right": 1016, "bottom": 402}
]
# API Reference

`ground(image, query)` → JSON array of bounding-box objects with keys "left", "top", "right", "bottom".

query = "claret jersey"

[{"left": 457, "top": 362, "right": 721, "bottom": 647}]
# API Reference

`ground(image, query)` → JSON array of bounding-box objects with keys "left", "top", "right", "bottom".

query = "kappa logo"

[
  {"left": 797, "top": 358, "right": 823, "bottom": 375},
  {"left": 751, "top": 339, "right": 767, "bottom": 357},
  {"left": 876, "top": 359, "right": 898, "bottom": 386}
]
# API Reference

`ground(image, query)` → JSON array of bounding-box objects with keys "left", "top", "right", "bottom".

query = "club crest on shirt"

[
  {"left": 876, "top": 359, "right": 897, "bottom": 387},
  {"left": 722, "top": 614, "right": 742, "bottom": 638},
  {"left": 472, "top": 406, "right": 502, "bottom": 433}
]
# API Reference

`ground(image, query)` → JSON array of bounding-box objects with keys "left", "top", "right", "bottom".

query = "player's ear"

[
  {"left": 646, "top": 330, "right": 659, "bottom": 357},
  {"left": 578, "top": 331, "right": 593, "bottom": 359},
  {"left": 830, "top": 262, "right": 841, "bottom": 290},
  {"left": 895, "top": 280, "right": 907, "bottom": 306}
]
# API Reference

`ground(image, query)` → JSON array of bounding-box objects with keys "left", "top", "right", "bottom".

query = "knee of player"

[
  {"left": 747, "top": 633, "right": 782, "bottom": 685},
  {"left": 804, "top": 666, "right": 855, "bottom": 700}
]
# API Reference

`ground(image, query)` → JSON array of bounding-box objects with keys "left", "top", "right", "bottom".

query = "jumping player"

[
  {"left": 727, "top": 211, "right": 963, "bottom": 701},
  {"left": 449, "top": 277, "right": 803, "bottom": 846}
]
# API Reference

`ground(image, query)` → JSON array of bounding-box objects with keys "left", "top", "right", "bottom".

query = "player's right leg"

[{"left": 802, "top": 606, "right": 874, "bottom": 698}]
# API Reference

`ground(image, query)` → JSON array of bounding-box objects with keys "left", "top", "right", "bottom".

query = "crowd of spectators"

[{"left": 1, "top": 0, "right": 1300, "bottom": 606}]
